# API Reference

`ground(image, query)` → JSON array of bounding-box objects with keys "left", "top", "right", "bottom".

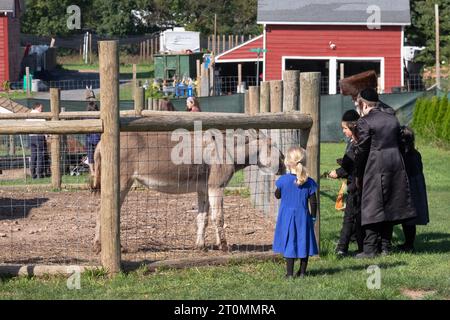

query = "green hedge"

[{"left": 412, "top": 94, "right": 450, "bottom": 143}]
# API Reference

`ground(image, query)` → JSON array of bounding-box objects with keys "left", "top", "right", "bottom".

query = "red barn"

[
  {"left": 0, "top": 0, "right": 24, "bottom": 87},
  {"left": 217, "top": 0, "right": 410, "bottom": 94}
]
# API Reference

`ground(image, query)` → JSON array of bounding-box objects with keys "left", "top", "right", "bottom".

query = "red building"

[
  {"left": 0, "top": 0, "right": 23, "bottom": 87},
  {"left": 217, "top": 0, "right": 410, "bottom": 94}
]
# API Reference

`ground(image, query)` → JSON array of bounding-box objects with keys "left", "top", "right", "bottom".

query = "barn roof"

[
  {"left": 215, "top": 35, "right": 264, "bottom": 63},
  {"left": 0, "top": 97, "right": 30, "bottom": 113},
  {"left": 257, "top": 0, "right": 411, "bottom": 26},
  {"left": 0, "top": 0, "right": 24, "bottom": 14}
]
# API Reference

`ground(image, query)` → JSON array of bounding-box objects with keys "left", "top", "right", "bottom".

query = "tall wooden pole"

[
  {"left": 99, "top": 41, "right": 121, "bottom": 274},
  {"left": 50, "top": 88, "right": 61, "bottom": 190},
  {"left": 299, "top": 72, "right": 321, "bottom": 252},
  {"left": 134, "top": 86, "right": 145, "bottom": 116},
  {"left": 213, "top": 14, "right": 217, "bottom": 54},
  {"left": 26, "top": 67, "right": 31, "bottom": 97},
  {"left": 435, "top": 4, "right": 441, "bottom": 90},
  {"left": 132, "top": 64, "right": 137, "bottom": 100}
]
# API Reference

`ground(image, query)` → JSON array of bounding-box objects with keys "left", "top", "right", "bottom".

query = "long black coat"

[
  {"left": 403, "top": 149, "right": 429, "bottom": 226},
  {"left": 355, "top": 107, "right": 416, "bottom": 226}
]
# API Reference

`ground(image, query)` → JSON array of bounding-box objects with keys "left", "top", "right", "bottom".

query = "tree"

[{"left": 406, "top": 0, "right": 450, "bottom": 66}]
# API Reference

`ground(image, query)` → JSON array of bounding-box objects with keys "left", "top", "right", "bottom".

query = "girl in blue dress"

[{"left": 273, "top": 146, "right": 319, "bottom": 278}]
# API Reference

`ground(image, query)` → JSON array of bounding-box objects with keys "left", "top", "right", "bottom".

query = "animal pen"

[{"left": 0, "top": 41, "right": 320, "bottom": 276}]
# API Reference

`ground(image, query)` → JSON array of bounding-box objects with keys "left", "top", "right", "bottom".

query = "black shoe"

[
  {"left": 295, "top": 271, "right": 306, "bottom": 278},
  {"left": 396, "top": 244, "right": 415, "bottom": 253},
  {"left": 355, "top": 252, "right": 377, "bottom": 259},
  {"left": 380, "top": 250, "right": 391, "bottom": 256}
]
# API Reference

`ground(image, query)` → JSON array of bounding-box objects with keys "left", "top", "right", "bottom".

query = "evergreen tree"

[
  {"left": 443, "top": 103, "right": 450, "bottom": 141},
  {"left": 412, "top": 98, "right": 423, "bottom": 131},
  {"left": 425, "top": 96, "right": 440, "bottom": 135}
]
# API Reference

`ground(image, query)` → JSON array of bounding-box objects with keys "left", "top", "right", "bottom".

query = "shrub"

[
  {"left": 424, "top": 96, "right": 440, "bottom": 135},
  {"left": 412, "top": 98, "right": 425, "bottom": 134},
  {"left": 436, "top": 95, "right": 449, "bottom": 139},
  {"left": 442, "top": 103, "right": 450, "bottom": 142}
]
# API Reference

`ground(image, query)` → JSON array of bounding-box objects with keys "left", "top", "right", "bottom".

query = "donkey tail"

[{"left": 90, "top": 142, "right": 102, "bottom": 193}]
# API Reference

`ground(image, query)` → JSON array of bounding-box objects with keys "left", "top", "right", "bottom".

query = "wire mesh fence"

[{"left": 0, "top": 126, "right": 299, "bottom": 266}]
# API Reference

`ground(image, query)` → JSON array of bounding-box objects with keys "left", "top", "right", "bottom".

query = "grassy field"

[{"left": 0, "top": 142, "right": 449, "bottom": 300}]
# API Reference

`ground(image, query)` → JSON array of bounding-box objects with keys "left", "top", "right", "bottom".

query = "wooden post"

[
  {"left": 223, "top": 35, "right": 226, "bottom": 53},
  {"left": 299, "top": 72, "right": 321, "bottom": 252},
  {"left": 238, "top": 64, "right": 242, "bottom": 93},
  {"left": 244, "top": 89, "right": 250, "bottom": 114},
  {"left": 26, "top": 67, "right": 31, "bottom": 97},
  {"left": 196, "top": 59, "right": 201, "bottom": 80},
  {"left": 148, "top": 98, "right": 153, "bottom": 111},
  {"left": 99, "top": 41, "right": 121, "bottom": 274},
  {"left": 435, "top": 4, "right": 441, "bottom": 90},
  {"left": 134, "top": 86, "right": 145, "bottom": 115},
  {"left": 8, "top": 135, "right": 15, "bottom": 156},
  {"left": 89, "top": 33, "right": 93, "bottom": 64},
  {"left": 208, "top": 36, "right": 211, "bottom": 51},
  {"left": 249, "top": 86, "right": 259, "bottom": 115},
  {"left": 150, "top": 38, "right": 154, "bottom": 60},
  {"left": 228, "top": 35, "right": 232, "bottom": 51},
  {"left": 283, "top": 70, "right": 300, "bottom": 151},
  {"left": 132, "top": 64, "right": 137, "bottom": 100},
  {"left": 153, "top": 99, "right": 158, "bottom": 111},
  {"left": 283, "top": 70, "right": 300, "bottom": 111},
  {"left": 270, "top": 81, "right": 283, "bottom": 113},
  {"left": 260, "top": 82, "right": 270, "bottom": 113},
  {"left": 200, "top": 63, "right": 209, "bottom": 97},
  {"left": 50, "top": 88, "right": 61, "bottom": 190},
  {"left": 217, "top": 35, "right": 221, "bottom": 54},
  {"left": 147, "top": 40, "right": 150, "bottom": 61}
]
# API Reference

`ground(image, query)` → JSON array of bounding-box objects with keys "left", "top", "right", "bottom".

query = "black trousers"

[
  {"left": 363, "top": 222, "right": 394, "bottom": 254},
  {"left": 30, "top": 135, "right": 47, "bottom": 178},
  {"left": 337, "top": 193, "right": 363, "bottom": 252}
]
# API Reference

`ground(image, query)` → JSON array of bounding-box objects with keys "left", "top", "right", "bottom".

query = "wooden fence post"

[
  {"left": 132, "top": 64, "right": 137, "bottom": 100},
  {"left": 283, "top": 70, "right": 300, "bottom": 150},
  {"left": 269, "top": 80, "right": 284, "bottom": 220},
  {"left": 99, "top": 41, "right": 121, "bottom": 274},
  {"left": 300, "top": 72, "right": 321, "bottom": 252},
  {"left": 26, "top": 67, "right": 31, "bottom": 97},
  {"left": 238, "top": 64, "right": 242, "bottom": 93},
  {"left": 260, "top": 82, "right": 270, "bottom": 113},
  {"left": 135, "top": 87, "right": 145, "bottom": 115},
  {"left": 50, "top": 88, "right": 61, "bottom": 190}
]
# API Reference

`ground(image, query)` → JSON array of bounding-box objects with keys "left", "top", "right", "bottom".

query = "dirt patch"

[
  {"left": 401, "top": 289, "right": 437, "bottom": 300},
  {"left": 0, "top": 189, "right": 275, "bottom": 266}
]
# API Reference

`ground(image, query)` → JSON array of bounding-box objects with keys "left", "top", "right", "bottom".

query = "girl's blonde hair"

[{"left": 285, "top": 146, "right": 309, "bottom": 186}]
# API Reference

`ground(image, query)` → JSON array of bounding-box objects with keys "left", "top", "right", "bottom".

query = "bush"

[
  {"left": 436, "top": 95, "right": 449, "bottom": 139},
  {"left": 442, "top": 102, "right": 450, "bottom": 142},
  {"left": 412, "top": 98, "right": 425, "bottom": 134},
  {"left": 425, "top": 96, "right": 440, "bottom": 135}
]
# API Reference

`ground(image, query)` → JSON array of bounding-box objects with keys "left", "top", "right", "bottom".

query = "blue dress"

[{"left": 273, "top": 175, "right": 319, "bottom": 258}]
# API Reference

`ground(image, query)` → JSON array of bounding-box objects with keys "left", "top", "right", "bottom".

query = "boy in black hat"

[{"left": 329, "top": 110, "right": 363, "bottom": 256}]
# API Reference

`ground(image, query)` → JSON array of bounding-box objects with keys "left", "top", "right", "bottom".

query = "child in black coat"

[
  {"left": 398, "top": 126, "right": 430, "bottom": 252},
  {"left": 329, "top": 110, "right": 363, "bottom": 256}
]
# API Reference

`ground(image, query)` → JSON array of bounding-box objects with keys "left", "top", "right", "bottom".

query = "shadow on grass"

[
  {"left": 414, "top": 232, "right": 450, "bottom": 254},
  {"left": 308, "top": 261, "right": 408, "bottom": 277},
  {"left": 0, "top": 198, "right": 49, "bottom": 221}
]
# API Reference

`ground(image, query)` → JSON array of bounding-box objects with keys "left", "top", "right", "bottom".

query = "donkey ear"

[
  {"left": 86, "top": 85, "right": 89, "bottom": 90},
  {"left": 89, "top": 85, "right": 93, "bottom": 90}
]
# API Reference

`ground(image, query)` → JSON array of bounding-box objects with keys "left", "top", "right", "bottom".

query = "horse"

[{"left": 91, "top": 129, "right": 285, "bottom": 254}]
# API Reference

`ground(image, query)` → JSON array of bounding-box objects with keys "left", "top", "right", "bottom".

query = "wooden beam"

[
  {"left": 122, "top": 111, "right": 312, "bottom": 131},
  {"left": 0, "top": 120, "right": 102, "bottom": 134}
]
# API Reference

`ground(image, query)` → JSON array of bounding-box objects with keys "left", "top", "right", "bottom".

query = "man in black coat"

[{"left": 354, "top": 88, "right": 416, "bottom": 258}]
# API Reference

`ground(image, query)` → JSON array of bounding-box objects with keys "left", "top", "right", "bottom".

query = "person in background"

[
  {"left": 85, "top": 102, "right": 101, "bottom": 175},
  {"left": 273, "top": 147, "right": 318, "bottom": 278},
  {"left": 397, "top": 126, "right": 429, "bottom": 253},
  {"left": 329, "top": 110, "right": 363, "bottom": 256},
  {"left": 159, "top": 99, "right": 176, "bottom": 111},
  {"left": 29, "top": 103, "right": 48, "bottom": 179},
  {"left": 186, "top": 96, "right": 201, "bottom": 112}
]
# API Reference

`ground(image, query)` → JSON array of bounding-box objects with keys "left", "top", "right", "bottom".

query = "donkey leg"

[
  {"left": 195, "top": 190, "right": 210, "bottom": 250},
  {"left": 209, "top": 187, "right": 228, "bottom": 251}
]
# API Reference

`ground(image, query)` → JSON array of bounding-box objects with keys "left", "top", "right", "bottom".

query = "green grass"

[
  {"left": 0, "top": 174, "right": 89, "bottom": 186},
  {"left": 1, "top": 142, "right": 449, "bottom": 300},
  {"left": 60, "top": 63, "right": 154, "bottom": 81},
  {"left": 0, "top": 92, "right": 34, "bottom": 99}
]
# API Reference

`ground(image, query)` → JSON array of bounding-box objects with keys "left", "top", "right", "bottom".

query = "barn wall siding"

[
  {"left": 217, "top": 36, "right": 264, "bottom": 61},
  {"left": 265, "top": 25, "right": 402, "bottom": 93},
  {"left": 0, "top": 16, "right": 9, "bottom": 86}
]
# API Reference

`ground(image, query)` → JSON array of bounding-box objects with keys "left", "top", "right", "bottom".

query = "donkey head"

[
  {"left": 244, "top": 129, "right": 285, "bottom": 176},
  {"left": 85, "top": 85, "right": 96, "bottom": 101}
]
